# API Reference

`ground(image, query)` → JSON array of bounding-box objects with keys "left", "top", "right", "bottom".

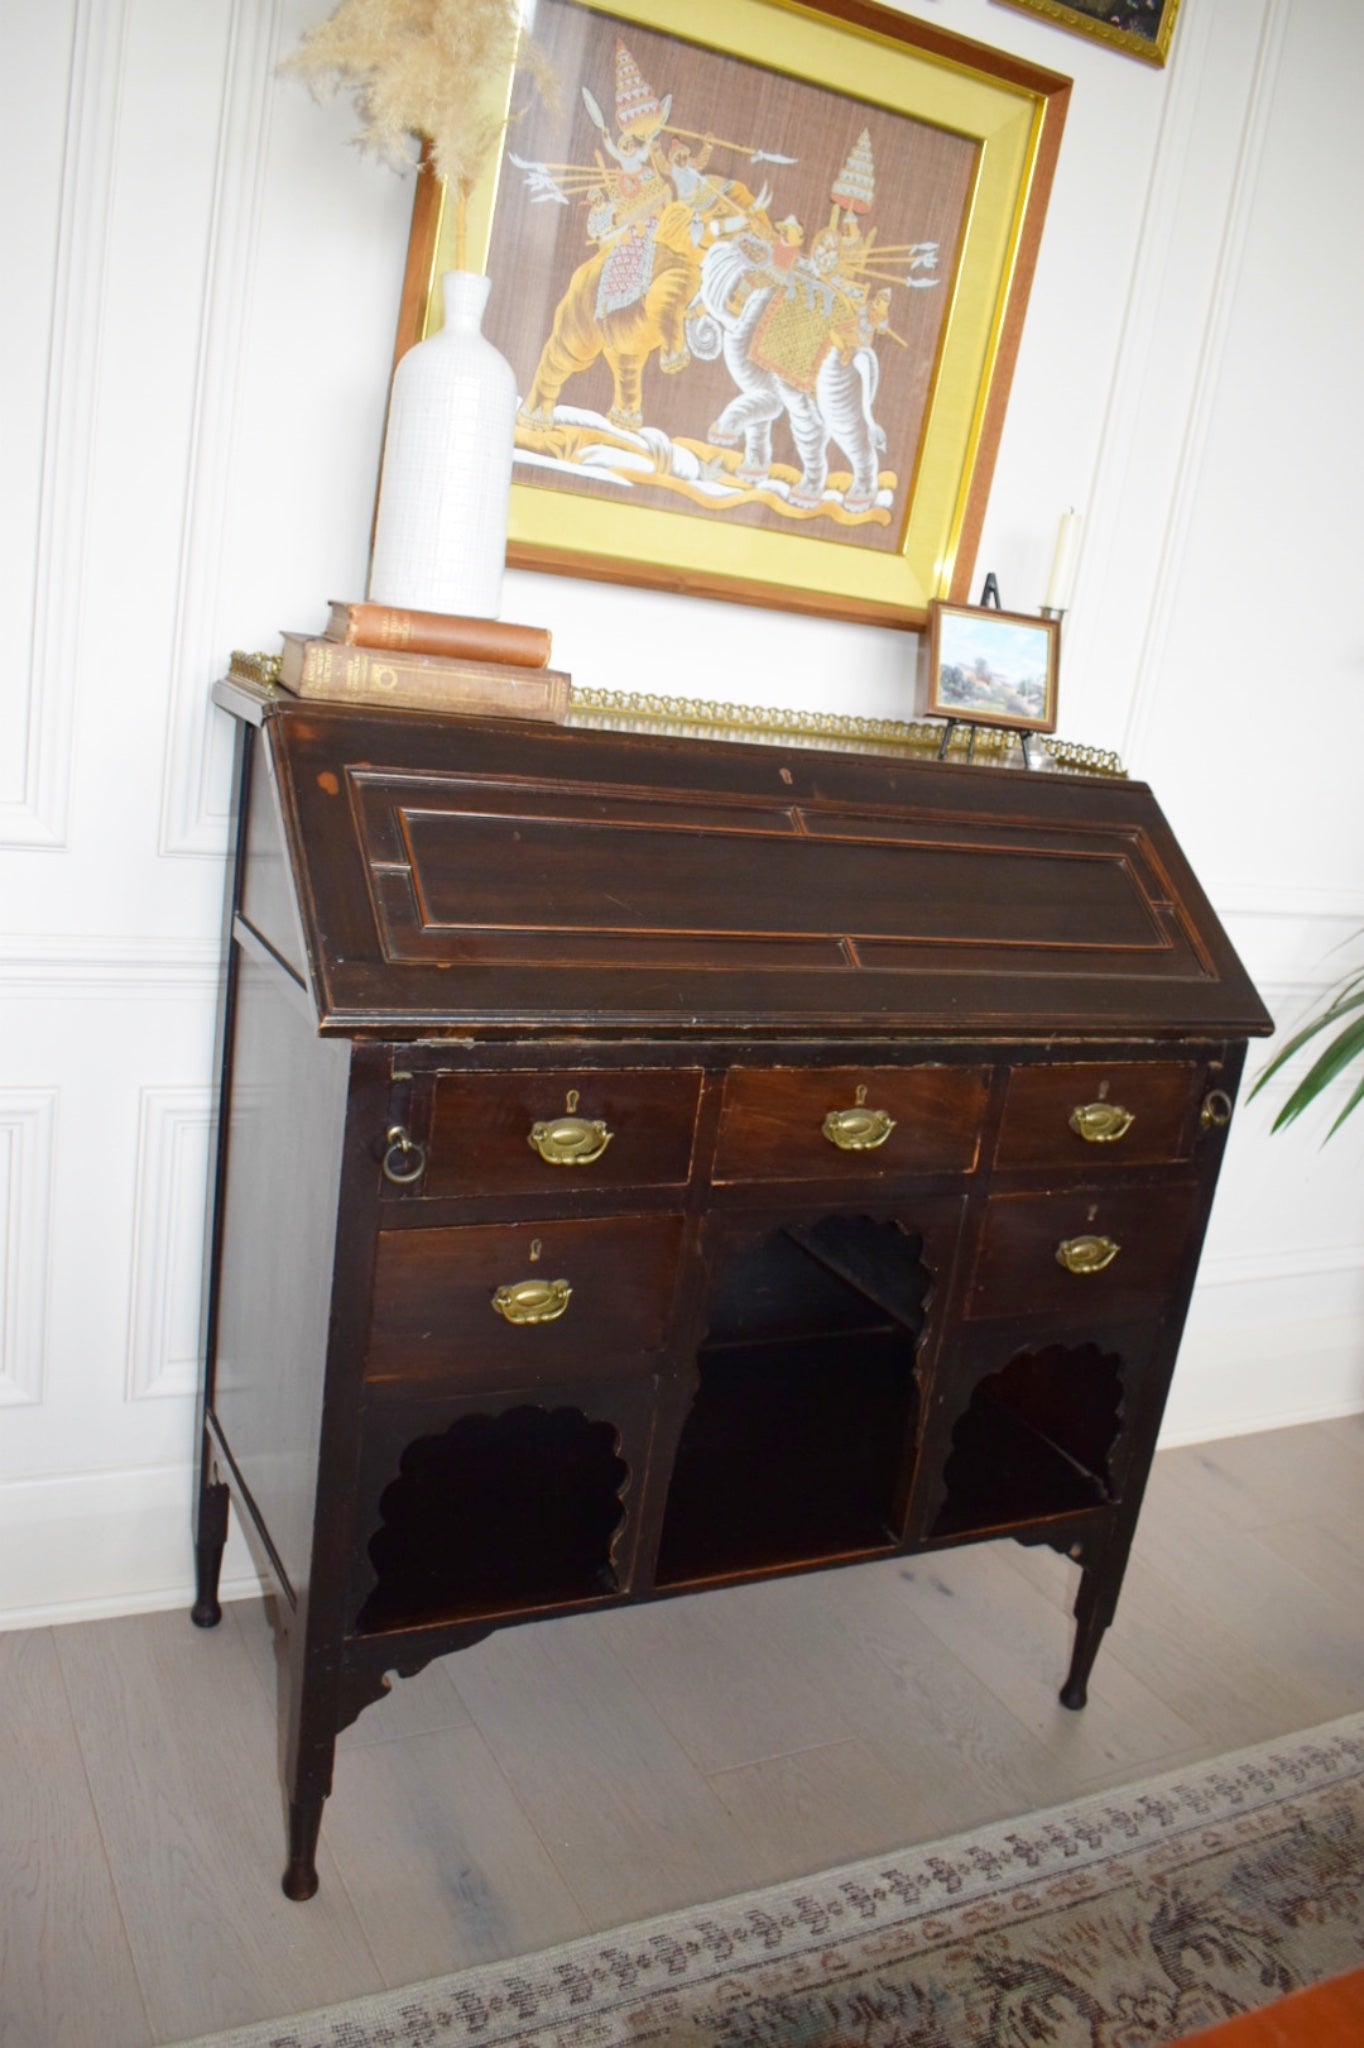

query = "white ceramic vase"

[{"left": 367, "top": 271, "right": 517, "bottom": 619}]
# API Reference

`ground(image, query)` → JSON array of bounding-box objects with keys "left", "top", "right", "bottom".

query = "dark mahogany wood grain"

[
  {"left": 422, "top": 1068, "right": 702, "bottom": 1200},
  {"left": 966, "top": 1183, "right": 1204, "bottom": 1323},
  {"left": 994, "top": 1060, "right": 1203, "bottom": 1169},
  {"left": 211, "top": 950, "right": 351, "bottom": 1599},
  {"left": 714, "top": 1065, "right": 990, "bottom": 1182},
  {"left": 365, "top": 1213, "right": 687, "bottom": 1389},
  {"left": 198, "top": 685, "right": 1269, "bottom": 1905},
  {"left": 236, "top": 733, "right": 309, "bottom": 984},
  {"left": 217, "top": 688, "right": 1272, "bottom": 1041}
]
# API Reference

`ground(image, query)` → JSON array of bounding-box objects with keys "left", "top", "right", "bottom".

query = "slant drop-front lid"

[{"left": 255, "top": 700, "right": 1271, "bottom": 1040}]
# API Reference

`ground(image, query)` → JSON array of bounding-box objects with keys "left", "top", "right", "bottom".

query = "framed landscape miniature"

[
  {"left": 920, "top": 598, "right": 1060, "bottom": 733},
  {"left": 393, "top": 0, "right": 1071, "bottom": 627}
]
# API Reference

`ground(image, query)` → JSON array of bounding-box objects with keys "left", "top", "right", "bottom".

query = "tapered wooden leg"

[
  {"left": 191, "top": 1475, "right": 230, "bottom": 1630},
  {"left": 279, "top": 1610, "right": 344, "bottom": 1902},
  {"left": 282, "top": 1795, "right": 325, "bottom": 1901},
  {"left": 1060, "top": 1602, "right": 1105, "bottom": 1709},
  {"left": 1060, "top": 1539, "right": 1128, "bottom": 1709}
]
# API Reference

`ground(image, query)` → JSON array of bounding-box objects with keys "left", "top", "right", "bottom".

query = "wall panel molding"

[
  {"left": 1198, "top": 1243, "right": 1363, "bottom": 1292},
  {"left": 126, "top": 1087, "right": 213, "bottom": 1402},
  {"left": 0, "top": 935, "right": 221, "bottom": 999},
  {"left": 159, "top": 0, "right": 287, "bottom": 859},
  {"left": 1217, "top": 884, "right": 1364, "bottom": 927},
  {"left": 2, "top": 0, "right": 129, "bottom": 849},
  {"left": 1217, "top": 908, "right": 1361, "bottom": 1012},
  {"left": 1119, "top": 0, "right": 1291, "bottom": 772},
  {"left": 1063, "top": 0, "right": 1289, "bottom": 758},
  {"left": 0, "top": 1092, "right": 58, "bottom": 1407}
]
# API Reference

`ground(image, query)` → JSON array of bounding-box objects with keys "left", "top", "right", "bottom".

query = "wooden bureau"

[{"left": 195, "top": 680, "right": 1272, "bottom": 1900}]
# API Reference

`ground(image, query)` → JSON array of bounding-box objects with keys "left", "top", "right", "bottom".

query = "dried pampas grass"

[{"left": 282, "top": 0, "right": 552, "bottom": 266}]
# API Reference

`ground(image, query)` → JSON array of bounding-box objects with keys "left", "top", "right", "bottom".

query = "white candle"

[{"left": 1043, "top": 510, "right": 1082, "bottom": 611}]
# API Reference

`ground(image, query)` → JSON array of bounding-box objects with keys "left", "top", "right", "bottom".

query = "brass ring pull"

[
  {"left": 1201, "top": 1089, "right": 1233, "bottom": 1132},
  {"left": 528, "top": 1115, "right": 613, "bottom": 1166},
  {"left": 1056, "top": 1234, "right": 1121, "bottom": 1276},
  {"left": 381, "top": 1124, "right": 427, "bottom": 1186},
  {"left": 1068, "top": 1102, "right": 1135, "bottom": 1144},
  {"left": 492, "top": 1276, "right": 572, "bottom": 1326}
]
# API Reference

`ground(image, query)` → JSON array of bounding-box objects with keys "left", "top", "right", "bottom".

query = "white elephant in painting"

[{"left": 687, "top": 236, "right": 887, "bottom": 514}]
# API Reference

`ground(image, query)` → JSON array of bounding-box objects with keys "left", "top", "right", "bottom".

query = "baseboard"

[
  {"left": 0, "top": 1574, "right": 265, "bottom": 1634},
  {"left": 0, "top": 1462, "right": 264, "bottom": 1633},
  {"left": 1158, "top": 1395, "right": 1364, "bottom": 1450},
  {"left": 1158, "top": 1313, "right": 1364, "bottom": 1448}
]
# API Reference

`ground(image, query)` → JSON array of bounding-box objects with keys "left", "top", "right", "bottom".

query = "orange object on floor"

[{"left": 1177, "top": 1969, "right": 1364, "bottom": 2045}]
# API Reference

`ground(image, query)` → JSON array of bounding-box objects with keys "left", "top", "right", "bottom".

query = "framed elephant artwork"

[{"left": 391, "top": 0, "right": 1071, "bottom": 628}]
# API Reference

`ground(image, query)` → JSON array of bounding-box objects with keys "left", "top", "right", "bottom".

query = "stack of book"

[{"left": 276, "top": 602, "right": 570, "bottom": 722}]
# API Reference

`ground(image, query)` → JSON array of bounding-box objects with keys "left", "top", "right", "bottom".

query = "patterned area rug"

[{"left": 177, "top": 1714, "right": 1364, "bottom": 2048}]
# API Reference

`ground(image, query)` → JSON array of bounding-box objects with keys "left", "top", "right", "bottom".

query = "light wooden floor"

[{"left": 3, "top": 1415, "right": 1362, "bottom": 2048}]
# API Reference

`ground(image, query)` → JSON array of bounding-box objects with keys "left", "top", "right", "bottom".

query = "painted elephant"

[
  {"left": 518, "top": 185, "right": 769, "bottom": 435},
  {"left": 687, "top": 235, "right": 887, "bottom": 514}
]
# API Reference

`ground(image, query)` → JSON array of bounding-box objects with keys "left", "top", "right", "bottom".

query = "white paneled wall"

[{"left": 2, "top": 0, "right": 1361, "bottom": 1626}]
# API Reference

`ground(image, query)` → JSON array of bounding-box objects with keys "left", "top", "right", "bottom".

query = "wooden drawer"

[
  {"left": 421, "top": 1069, "right": 702, "bottom": 1199},
  {"left": 365, "top": 1214, "right": 686, "bottom": 1388},
  {"left": 995, "top": 1062, "right": 1202, "bottom": 1169},
  {"left": 714, "top": 1065, "right": 990, "bottom": 1183},
  {"left": 966, "top": 1183, "right": 1202, "bottom": 1322}
]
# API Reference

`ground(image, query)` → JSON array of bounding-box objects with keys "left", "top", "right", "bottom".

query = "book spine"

[
  {"left": 279, "top": 637, "right": 570, "bottom": 720},
  {"left": 326, "top": 602, "right": 552, "bottom": 669}
]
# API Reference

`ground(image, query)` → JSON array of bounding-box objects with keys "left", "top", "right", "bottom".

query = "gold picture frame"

[
  {"left": 993, "top": 0, "right": 1181, "bottom": 67},
  {"left": 393, "top": 0, "right": 1070, "bottom": 628},
  {"left": 920, "top": 598, "right": 1060, "bottom": 734}
]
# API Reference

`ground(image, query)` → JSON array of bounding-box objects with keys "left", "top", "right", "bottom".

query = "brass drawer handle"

[
  {"left": 528, "top": 1115, "right": 613, "bottom": 1166},
  {"left": 1201, "top": 1089, "right": 1233, "bottom": 1132},
  {"left": 492, "top": 1276, "right": 573, "bottom": 1326},
  {"left": 822, "top": 1085, "right": 896, "bottom": 1152},
  {"left": 1056, "top": 1234, "right": 1121, "bottom": 1276},
  {"left": 1068, "top": 1102, "right": 1134, "bottom": 1145},
  {"left": 528, "top": 1087, "right": 614, "bottom": 1167},
  {"left": 381, "top": 1124, "right": 427, "bottom": 1185}
]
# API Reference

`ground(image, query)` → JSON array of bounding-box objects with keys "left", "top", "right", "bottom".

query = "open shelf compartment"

[
  {"left": 657, "top": 1216, "right": 930, "bottom": 1586},
  {"left": 358, "top": 1403, "right": 628, "bottom": 1634},
  {"left": 930, "top": 1342, "right": 1124, "bottom": 1541}
]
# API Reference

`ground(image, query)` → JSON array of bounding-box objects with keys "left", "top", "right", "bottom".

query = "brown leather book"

[
  {"left": 277, "top": 633, "right": 570, "bottom": 721},
  {"left": 326, "top": 600, "right": 552, "bottom": 670}
]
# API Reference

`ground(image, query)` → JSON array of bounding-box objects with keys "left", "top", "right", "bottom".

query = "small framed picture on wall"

[
  {"left": 920, "top": 601, "right": 1060, "bottom": 734},
  {"left": 994, "top": 0, "right": 1181, "bottom": 67}
]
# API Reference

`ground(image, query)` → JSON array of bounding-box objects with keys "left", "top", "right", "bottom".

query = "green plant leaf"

[
  {"left": 1269, "top": 1011, "right": 1364, "bottom": 1131},
  {"left": 1327, "top": 1069, "right": 1364, "bottom": 1138},
  {"left": 1249, "top": 981, "right": 1364, "bottom": 1097}
]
